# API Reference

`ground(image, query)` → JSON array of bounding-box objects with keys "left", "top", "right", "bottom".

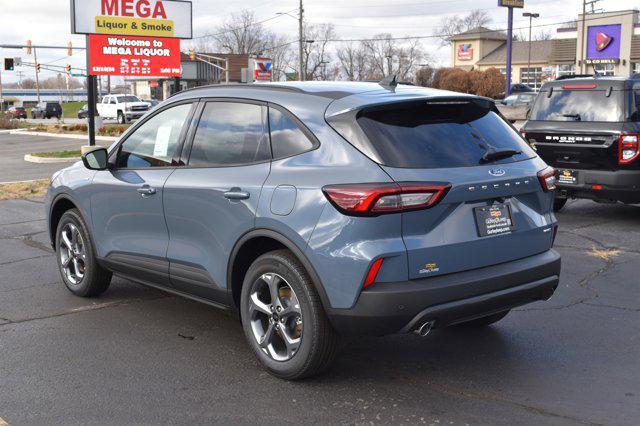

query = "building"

[
  {"left": 127, "top": 53, "right": 249, "bottom": 101},
  {"left": 450, "top": 9, "right": 640, "bottom": 90}
]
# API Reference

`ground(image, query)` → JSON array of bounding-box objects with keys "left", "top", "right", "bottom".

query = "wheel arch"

[
  {"left": 227, "top": 229, "right": 331, "bottom": 312},
  {"left": 48, "top": 194, "right": 87, "bottom": 248}
]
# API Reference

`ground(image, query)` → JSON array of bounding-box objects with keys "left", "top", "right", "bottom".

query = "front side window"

[
  {"left": 189, "top": 102, "right": 270, "bottom": 167},
  {"left": 115, "top": 103, "right": 192, "bottom": 168},
  {"left": 269, "top": 107, "right": 316, "bottom": 159}
]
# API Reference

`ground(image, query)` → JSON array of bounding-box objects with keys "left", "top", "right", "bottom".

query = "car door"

[
  {"left": 90, "top": 101, "right": 196, "bottom": 285},
  {"left": 163, "top": 100, "right": 271, "bottom": 303}
]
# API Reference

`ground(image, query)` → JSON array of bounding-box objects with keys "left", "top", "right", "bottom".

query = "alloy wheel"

[
  {"left": 248, "top": 272, "right": 303, "bottom": 362},
  {"left": 59, "top": 223, "right": 86, "bottom": 285}
]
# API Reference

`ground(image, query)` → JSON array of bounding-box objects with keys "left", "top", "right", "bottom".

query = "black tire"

[
  {"left": 55, "top": 209, "right": 112, "bottom": 297},
  {"left": 240, "top": 249, "right": 339, "bottom": 380},
  {"left": 117, "top": 111, "right": 126, "bottom": 124},
  {"left": 553, "top": 197, "right": 568, "bottom": 212},
  {"left": 455, "top": 310, "right": 510, "bottom": 328}
]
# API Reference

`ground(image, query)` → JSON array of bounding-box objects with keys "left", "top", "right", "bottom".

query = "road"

[
  {"left": 0, "top": 196, "right": 638, "bottom": 424},
  {"left": 0, "top": 133, "right": 105, "bottom": 183}
]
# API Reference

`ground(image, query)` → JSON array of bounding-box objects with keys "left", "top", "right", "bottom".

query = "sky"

[{"left": 0, "top": 0, "right": 635, "bottom": 84}]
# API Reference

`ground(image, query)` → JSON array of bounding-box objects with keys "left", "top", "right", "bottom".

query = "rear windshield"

[
  {"left": 350, "top": 101, "right": 535, "bottom": 169},
  {"left": 530, "top": 89, "right": 625, "bottom": 122}
]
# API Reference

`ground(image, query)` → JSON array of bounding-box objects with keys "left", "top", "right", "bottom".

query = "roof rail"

[{"left": 167, "top": 83, "right": 304, "bottom": 99}]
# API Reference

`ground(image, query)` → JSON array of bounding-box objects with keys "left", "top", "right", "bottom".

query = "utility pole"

[
  {"left": 523, "top": 12, "right": 540, "bottom": 89},
  {"left": 85, "top": 35, "right": 96, "bottom": 147},
  {"left": 299, "top": 0, "right": 305, "bottom": 81},
  {"left": 0, "top": 67, "right": 3, "bottom": 113},
  {"left": 505, "top": 7, "right": 514, "bottom": 97},
  {"left": 33, "top": 47, "right": 41, "bottom": 103}
]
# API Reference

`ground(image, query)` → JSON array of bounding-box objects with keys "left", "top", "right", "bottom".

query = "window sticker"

[{"left": 153, "top": 126, "right": 172, "bottom": 157}]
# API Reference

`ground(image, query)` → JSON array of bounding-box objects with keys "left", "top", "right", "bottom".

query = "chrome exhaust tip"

[{"left": 414, "top": 321, "right": 434, "bottom": 337}]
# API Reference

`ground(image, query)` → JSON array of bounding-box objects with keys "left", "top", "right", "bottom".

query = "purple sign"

[{"left": 587, "top": 24, "right": 621, "bottom": 59}]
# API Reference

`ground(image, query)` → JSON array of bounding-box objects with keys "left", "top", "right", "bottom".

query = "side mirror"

[{"left": 81, "top": 146, "right": 108, "bottom": 171}]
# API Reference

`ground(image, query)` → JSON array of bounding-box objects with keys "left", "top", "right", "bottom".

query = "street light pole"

[
  {"left": 299, "top": 0, "right": 304, "bottom": 81},
  {"left": 523, "top": 12, "right": 540, "bottom": 89}
]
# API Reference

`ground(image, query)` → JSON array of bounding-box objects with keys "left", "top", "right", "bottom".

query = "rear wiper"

[
  {"left": 562, "top": 113, "right": 581, "bottom": 121},
  {"left": 481, "top": 148, "right": 521, "bottom": 163}
]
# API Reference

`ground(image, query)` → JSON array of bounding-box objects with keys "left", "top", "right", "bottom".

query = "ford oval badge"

[{"left": 489, "top": 168, "right": 506, "bottom": 177}]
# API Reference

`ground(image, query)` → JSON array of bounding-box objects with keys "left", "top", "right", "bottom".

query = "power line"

[{"left": 193, "top": 8, "right": 298, "bottom": 40}]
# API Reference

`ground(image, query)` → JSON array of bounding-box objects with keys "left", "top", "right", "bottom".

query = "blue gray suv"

[{"left": 45, "top": 81, "right": 561, "bottom": 379}]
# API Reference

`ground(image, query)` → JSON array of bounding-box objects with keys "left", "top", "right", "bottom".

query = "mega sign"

[
  {"left": 71, "top": 0, "right": 193, "bottom": 39},
  {"left": 457, "top": 44, "right": 474, "bottom": 61},
  {"left": 586, "top": 24, "right": 621, "bottom": 60},
  {"left": 88, "top": 35, "right": 181, "bottom": 77}
]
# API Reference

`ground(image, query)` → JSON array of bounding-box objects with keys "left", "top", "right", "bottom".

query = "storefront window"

[
  {"left": 520, "top": 67, "right": 543, "bottom": 90},
  {"left": 633, "top": 62, "right": 640, "bottom": 75},
  {"left": 593, "top": 63, "right": 615, "bottom": 76},
  {"left": 557, "top": 64, "right": 576, "bottom": 77}
]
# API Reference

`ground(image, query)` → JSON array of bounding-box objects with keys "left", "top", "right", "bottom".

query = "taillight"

[
  {"left": 519, "top": 128, "right": 527, "bottom": 140},
  {"left": 322, "top": 182, "right": 450, "bottom": 216},
  {"left": 537, "top": 167, "right": 556, "bottom": 192},
  {"left": 618, "top": 134, "right": 640, "bottom": 164}
]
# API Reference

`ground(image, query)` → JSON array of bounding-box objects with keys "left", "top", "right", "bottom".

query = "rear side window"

[
  {"left": 189, "top": 102, "right": 270, "bottom": 167},
  {"left": 269, "top": 107, "right": 315, "bottom": 159},
  {"left": 350, "top": 101, "right": 535, "bottom": 169},
  {"left": 530, "top": 89, "right": 624, "bottom": 122}
]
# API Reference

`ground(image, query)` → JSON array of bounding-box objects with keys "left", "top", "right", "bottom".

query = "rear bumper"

[
  {"left": 556, "top": 169, "right": 640, "bottom": 203},
  {"left": 327, "top": 249, "right": 561, "bottom": 336}
]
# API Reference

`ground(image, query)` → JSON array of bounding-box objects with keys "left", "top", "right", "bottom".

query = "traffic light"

[
  {"left": 35, "top": 63, "right": 41, "bottom": 73},
  {"left": 26, "top": 40, "right": 32, "bottom": 55},
  {"left": 4, "top": 58, "right": 14, "bottom": 71},
  {"left": 67, "top": 42, "right": 73, "bottom": 56},
  {"left": 189, "top": 48, "right": 196, "bottom": 61},
  {"left": 66, "top": 64, "right": 72, "bottom": 74}
]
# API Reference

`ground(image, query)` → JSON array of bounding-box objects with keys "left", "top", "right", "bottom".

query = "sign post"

[
  {"left": 70, "top": 0, "right": 193, "bottom": 146},
  {"left": 498, "top": 0, "right": 524, "bottom": 97}
]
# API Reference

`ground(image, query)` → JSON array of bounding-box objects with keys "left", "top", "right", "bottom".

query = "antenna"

[{"left": 379, "top": 75, "right": 398, "bottom": 90}]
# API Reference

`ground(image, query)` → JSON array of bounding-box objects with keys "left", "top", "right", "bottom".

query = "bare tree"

[
  {"left": 435, "top": 9, "right": 492, "bottom": 46},
  {"left": 337, "top": 42, "right": 368, "bottom": 81},
  {"left": 361, "top": 34, "right": 428, "bottom": 81},
  {"left": 302, "top": 23, "right": 336, "bottom": 81}
]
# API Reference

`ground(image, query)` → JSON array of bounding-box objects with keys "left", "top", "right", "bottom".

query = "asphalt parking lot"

[{"left": 0, "top": 135, "right": 638, "bottom": 425}]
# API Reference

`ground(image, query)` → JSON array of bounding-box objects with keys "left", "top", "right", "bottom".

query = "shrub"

[{"left": 428, "top": 67, "right": 506, "bottom": 98}]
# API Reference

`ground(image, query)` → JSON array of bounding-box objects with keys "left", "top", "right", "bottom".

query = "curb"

[
  {"left": 10, "top": 130, "right": 118, "bottom": 142},
  {"left": 24, "top": 154, "right": 80, "bottom": 164}
]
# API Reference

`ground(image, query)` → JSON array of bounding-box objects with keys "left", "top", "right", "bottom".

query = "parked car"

[
  {"left": 522, "top": 75, "right": 640, "bottom": 211},
  {"left": 497, "top": 92, "right": 538, "bottom": 122},
  {"left": 7, "top": 106, "right": 27, "bottom": 119},
  {"left": 31, "top": 102, "right": 62, "bottom": 119},
  {"left": 77, "top": 104, "right": 89, "bottom": 119},
  {"left": 46, "top": 82, "right": 561, "bottom": 379},
  {"left": 96, "top": 94, "right": 150, "bottom": 124},
  {"left": 145, "top": 99, "right": 160, "bottom": 109},
  {"left": 498, "top": 83, "right": 534, "bottom": 99}
]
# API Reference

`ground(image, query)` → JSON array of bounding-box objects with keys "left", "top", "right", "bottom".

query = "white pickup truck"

[{"left": 96, "top": 94, "right": 151, "bottom": 124}]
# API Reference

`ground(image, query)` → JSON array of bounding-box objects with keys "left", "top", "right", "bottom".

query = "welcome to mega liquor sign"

[{"left": 71, "top": 0, "right": 193, "bottom": 39}]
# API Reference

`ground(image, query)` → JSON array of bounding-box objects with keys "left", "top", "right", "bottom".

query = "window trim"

[
  {"left": 182, "top": 97, "right": 272, "bottom": 169},
  {"left": 267, "top": 103, "right": 320, "bottom": 161},
  {"left": 108, "top": 99, "right": 197, "bottom": 170}
]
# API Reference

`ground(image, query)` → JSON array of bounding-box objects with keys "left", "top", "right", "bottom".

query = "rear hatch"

[
  {"left": 524, "top": 84, "right": 634, "bottom": 171},
  {"left": 329, "top": 97, "right": 555, "bottom": 280}
]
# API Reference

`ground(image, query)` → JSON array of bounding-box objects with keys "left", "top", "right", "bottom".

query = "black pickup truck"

[{"left": 522, "top": 75, "right": 640, "bottom": 211}]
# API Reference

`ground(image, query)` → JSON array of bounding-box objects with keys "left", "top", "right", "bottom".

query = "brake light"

[
  {"left": 562, "top": 84, "right": 597, "bottom": 90},
  {"left": 322, "top": 182, "right": 450, "bottom": 216},
  {"left": 537, "top": 167, "right": 556, "bottom": 192},
  {"left": 618, "top": 134, "right": 640, "bottom": 164},
  {"left": 363, "top": 258, "right": 384, "bottom": 289}
]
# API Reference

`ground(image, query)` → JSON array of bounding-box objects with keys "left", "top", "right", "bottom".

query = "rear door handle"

[
  {"left": 137, "top": 185, "right": 156, "bottom": 197},
  {"left": 224, "top": 189, "right": 250, "bottom": 200}
]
